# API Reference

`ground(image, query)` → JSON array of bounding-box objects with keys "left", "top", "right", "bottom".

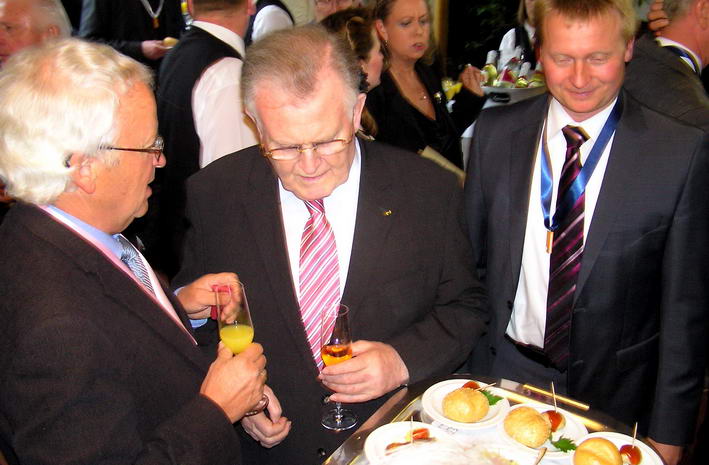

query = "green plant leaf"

[
  {"left": 550, "top": 436, "right": 577, "bottom": 453},
  {"left": 481, "top": 389, "right": 503, "bottom": 406}
]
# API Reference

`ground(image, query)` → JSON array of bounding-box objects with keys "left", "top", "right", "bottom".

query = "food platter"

[
  {"left": 497, "top": 403, "right": 588, "bottom": 461},
  {"left": 421, "top": 379, "right": 510, "bottom": 431},
  {"left": 363, "top": 421, "right": 461, "bottom": 464},
  {"left": 575, "top": 432, "right": 663, "bottom": 465}
]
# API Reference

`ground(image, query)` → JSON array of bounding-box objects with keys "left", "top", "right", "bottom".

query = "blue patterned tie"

[
  {"left": 116, "top": 234, "right": 156, "bottom": 295},
  {"left": 544, "top": 125, "right": 589, "bottom": 369}
]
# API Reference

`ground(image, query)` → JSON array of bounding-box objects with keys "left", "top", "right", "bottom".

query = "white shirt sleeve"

[
  {"left": 252, "top": 6, "right": 294, "bottom": 42},
  {"left": 498, "top": 27, "right": 517, "bottom": 53},
  {"left": 192, "top": 57, "right": 259, "bottom": 168}
]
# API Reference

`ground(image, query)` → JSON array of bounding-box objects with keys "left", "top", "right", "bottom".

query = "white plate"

[
  {"left": 421, "top": 379, "right": 510, "bottom": 432},
  {"left": 363, "top": 421, "right": 461, "bottom": 464},
  {"left": 498, "top": 403, "right": 588, "bottom": 460},
  {"left": 575, "top": 432, "right": 663, "bottom": 465}
]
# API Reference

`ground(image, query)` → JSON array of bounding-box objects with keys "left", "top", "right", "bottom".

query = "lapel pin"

[
  {"left": 433, "top": 92, "right": 443, "bottom": 104},
  {"left": 382, "top": 209, "right": 392, "bottom": 216}
]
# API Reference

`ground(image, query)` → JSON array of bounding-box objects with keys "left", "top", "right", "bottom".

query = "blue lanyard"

[{"left": 540, "top": 97, "right": 623, "bottom": 233}]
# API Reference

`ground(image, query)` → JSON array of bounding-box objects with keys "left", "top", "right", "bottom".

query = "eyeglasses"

[
  {"left": 260, "top": 134, "right": 353, "bottom": 161},
  {"left": 101, "top": 136, "right": 164, "bottom": 163}
]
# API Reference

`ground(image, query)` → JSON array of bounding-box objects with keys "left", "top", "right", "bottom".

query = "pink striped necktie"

[
  {"left": 544, "top": 125, "right": 589, "bottom": 369},
  {"left": 299, "top": 199, "right": 341, "bottom": 370}
]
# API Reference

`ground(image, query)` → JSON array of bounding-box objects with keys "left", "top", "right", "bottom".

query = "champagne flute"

[
  {"left": 213, "top": 283, "right": 269, "bottom": 416},
  {"left": 320, "top": 304, "right": 358, "bottom": 431}
]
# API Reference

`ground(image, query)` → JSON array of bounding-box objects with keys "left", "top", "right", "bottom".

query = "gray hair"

[
  {"left": 33, "top": 0, "right": 72, "bottom": 38},
  {"left": 241, "top": 24, "right": 363, "bottom": 125},
  {"left": 0, "top": 38, "right": 152, "bottom": 205},
  {"left": 663, "top": 0, "right": 693, "bottom": 20}
]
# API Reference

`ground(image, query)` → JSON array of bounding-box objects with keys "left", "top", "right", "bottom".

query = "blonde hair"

[
  {"left": 0, "top": 38, "right": 152, "bottom": 205},
  {"left": 534, "top": 0, "right": 638, "bottom": 47}
]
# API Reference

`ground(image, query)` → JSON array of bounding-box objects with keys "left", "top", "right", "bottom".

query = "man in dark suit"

[
  {"left": 152, "top": 0, "right": 258, "bottom": 277},
  {"left": 465, "top": 1, "right": 708, "bottom": 464},
  {"left": 624, "top": 0, "right": 709, "bottom": 130},
  {"left": 79, "top": 0, "right": 184, "bottom": 72},
  {"left": 0, "top": 38, "right": 267, "bottom": 464},
  {"left": 173, "top": 25, "right": 488, "bottom": 464}
]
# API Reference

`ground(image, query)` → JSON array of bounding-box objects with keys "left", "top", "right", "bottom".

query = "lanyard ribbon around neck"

[{"left": 540, "top": 97, "right": 623, "bottom": 234}]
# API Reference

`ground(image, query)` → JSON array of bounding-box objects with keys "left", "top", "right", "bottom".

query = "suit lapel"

[
  {"left": 341, "top": 141, "right": 397, "bottom": 319},
  {"left": 19, "top": 205, "right": 208, "bottom": 370},
  {"left": 576, "top": 94, "right": 641, "bottom": 300},
  {"left": 507, "top": 97, "right": 548, "bottom": 289},
  {"left": 244, "top": 159, "right": 316, "bottom": 367}
]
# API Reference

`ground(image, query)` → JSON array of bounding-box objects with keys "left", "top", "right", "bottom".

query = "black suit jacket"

[
  {"left": 0, "top": 204, "right": 241, "bottom": 464},
  {"left": 466, "top": 92, "right": 709, "bottom": 445},
  {"left": 624, "top": 34, "right": 709, "bottom": 131},
  {"left": 79, "top": 0, "right": 184, "bottom": 71},
  {"left": 174, "top": 139, "right": 488, "bottom": 464}
]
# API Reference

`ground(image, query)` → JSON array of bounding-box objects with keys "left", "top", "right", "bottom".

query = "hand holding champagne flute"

[
  {"left": 213, "top": 283, "right": 269, "bottom": 416},
  {"left": 320, "top": 304, "right": 358, "bottom": 431}
]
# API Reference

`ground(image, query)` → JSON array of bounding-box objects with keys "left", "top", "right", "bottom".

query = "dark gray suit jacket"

[
  {"left": 174, "top": 139, "right": 488, "bottom": 464},
  {"left": 0, "top": 204, "right": 241, "bottom": 464},
  {"left": 466, "top": 92, "right": 709, "bottom": 445},
  {"left": 624, "top": 34, "right": 709, "bottom": 131}
]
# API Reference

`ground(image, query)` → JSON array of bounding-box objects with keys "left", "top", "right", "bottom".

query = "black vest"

[
  {"left": 151, "top": 26, "right": 242, "bottom": 276},
  {"left": 244, "top": 0, "right": 294, "bottom": 46}
]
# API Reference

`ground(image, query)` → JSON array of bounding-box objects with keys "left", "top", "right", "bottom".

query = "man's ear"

[
  {"left": 67, "top": 153, "right": 97, "bottom": 195},
  {"left": 42, "top": 24, "right": 61, "bottom": 41}
]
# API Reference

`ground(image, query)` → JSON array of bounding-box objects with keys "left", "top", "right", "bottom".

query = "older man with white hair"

[
  {"left": 0, "top": 0, "right": 71, "bottom": 222},
  {"left": 0, "top": 38, "right": 269, "bottom": 465},
  {"left": 0, "top": 0, "right": 70, "bottom": 65}
]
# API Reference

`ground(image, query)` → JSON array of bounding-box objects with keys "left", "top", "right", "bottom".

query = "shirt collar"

[
  {"left": 44, "top": 205, "right": 124, "bottom": 259},
  {"left": 192, "top": 21, "right": 246, "bottom": 56},
  {"left": 547, "top": 96, "right": 619, "bottom": 145},
  {"left": 656, "top": 37, "right": 703, "bottom": 70}
]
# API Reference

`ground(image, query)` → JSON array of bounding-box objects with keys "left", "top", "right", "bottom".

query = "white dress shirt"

[
  {"left": 498, "top": 22, "right": 535, "bottom": 67},
  {"left": 251, "top": 5, "right": 293, "bottom": 43},
  {"left": 507, "top": 97, "right": 618, "bottom": 347},
  {"left": 191, "top": 21, "right": 259, "bottom": 168},
  {"left": 279, "top": 141, "right": 362, "bottom": 299}
]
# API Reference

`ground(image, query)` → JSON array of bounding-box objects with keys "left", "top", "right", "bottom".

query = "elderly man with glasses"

[
  {"left": 0, "top": 38, "right": 270, "bottom": 465},
  {"left": 173, "top": 25, "right": 488, "bottom": 465}
]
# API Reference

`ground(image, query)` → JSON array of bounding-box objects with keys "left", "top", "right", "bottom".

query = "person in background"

[
  {"left": 244, "top": 0, "right": 294, "bottom": 45},
  {"left": 624, "top": 0, "right": 709, "bottom": 130},
  {"left": 59, "top": 0, "right": 81, "bottom": 32},
  {"left": 0, "top": 0, "right": 71, "bottom": 225},
  {"left": 466, "top": 0, "right": 708, "bottom": 464},
  {"left": 499, "top": 0, "right": 537, "bottom": 69},
  {"left": 0, "top": 38, "right": 268, "bottom": 464},
  {"left": 314, "top": 0, "right": 354, "bottom": 22},
  {"left": 367, "top": 0, "right": 485, "bottom": 169},
  {"left": 80, "top": 0, "right": 184, "bottom": 72},
  {"left": 173, "top": 24, "right": 487, "bottom": 464},
  {"left": 151, "top": 0, "right": 259, "bottom": 278},
  {"left": 321, "top": 6, "right": 383, "bottom": 136},
  {"left": 0, "top": 0, "right": 70, "bottom": 66}
]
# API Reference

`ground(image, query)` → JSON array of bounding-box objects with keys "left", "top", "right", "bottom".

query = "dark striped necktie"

[
  {"left": 544, "top": 125, "right": 589, "bottom": 369},
  {"left": 117, "top": 234, "right": 156, "bottom": 296}
]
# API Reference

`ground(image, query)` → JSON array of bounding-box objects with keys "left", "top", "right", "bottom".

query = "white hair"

[
  {"left": 0, "top": 38, "right": 152, "bottom": 205},
  {"left": 33, "top": 0, "right": 72, "bottom": 38}
]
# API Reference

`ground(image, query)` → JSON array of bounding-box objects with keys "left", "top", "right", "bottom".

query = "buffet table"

[{"left": 324, "top": 374, "right": 641, "bottom": 465}]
